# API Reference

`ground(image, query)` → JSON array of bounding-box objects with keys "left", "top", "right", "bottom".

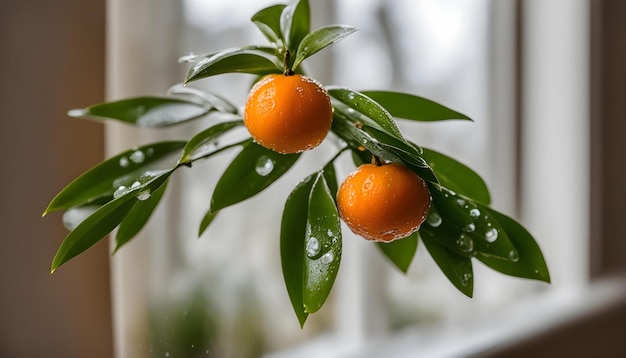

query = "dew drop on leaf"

[
  {"left": 485, "top": 228, "right": 499, "bottom": 243},
  {"left": 62, "top": 206, "right": 98, "bottom": 231},
  {"left": 131, "top": 181, "right": 141, "bottom": 189},
  {"left": 119, "top": 157, "right": 130, "bottom": 168},
  {"left": 306, "top": 237, "right": 320, "bottom": 258},
  {"left": 130, "top": 150, "right": 145, "bottom": 163},
  {"left": 136, "top": 189, "right": 151, "bottom": 201},
  {"left": 508, "top": 250, "right": 519, "bottom": 262},
  {"left": 457, "top": 234, "right": 474, "bottom": 253},
  {"left": 114, "top": 185, "right": 129, "bottom": 199},
  {"left": 425, "top": 209, "right": 442, "bottom": 227},
  {"left": 469, "top": 208, "right": 481, "bottom": 218},
  {"left": 461, "top": 272, "right": 472, "bottom": 286},
  {"left": 321, "top": 251, "right": 334, "bottom": 265},
  {"left": 463, "top": 223, "right": 476, "bottom": 232},
  {"left": 255, "top": 156, "right": 274, "bottom": 176}
]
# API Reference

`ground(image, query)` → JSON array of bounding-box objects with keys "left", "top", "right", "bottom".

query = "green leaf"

[
  {"left": 420, "top": 229, "right": 473, "bottom": 297},
  {"left": 329, "top": 87, "right": 404, "bottom": 140},
  {"left": 51, "top": 170, "right": 172, "bottom": 272},
  {"left": 302, "top": 173, "right": 342, "bottom": 314},
  {"left": 251, "top": 4, "right": 287, "bottom": 44},
  {"left": 331, "top": 112, "right": 402, "bottom": 164},
  {"left": 360, "top": 91, "right": 472, "bottom": 122},
  {"left": 167, "top": 84, "right": 239, "bottom": 114},
  {"left": 322, "top": 161, "right": 338, "bottom": 201},
  {"left": 477, "top": 208, "right": 551, "bottom": 283},
  {"left": 293, "top": 25, "right": 358, "bottom": 70},
  {"left": 280, "top": 0, "right": 310, "bottom": 52},
  {"left": 427, "top": 186, "right": 519, "bottom": 262},
  {"left": 377, "top": 232, "right": 418, "bottom": 273},
  {"left": 421, "top": 147, "right": 491, "bottom": 205},
  {"left": 114, "top": 179, "right": 169, "bottom": 252},
  {"left": 198, "top": 210, "right": 219, "bottom": 237},
  {"left": 281, "top": 174, "right": 315, "bottom": 327},
  {"left": 331, "top": 115, "right": 438, "bottom": 184},
  {"left": 68, "top": 97, "right": 211, "bottom": 128},
  {"left": 184, "top": 48, "right": 282, "bottom": 84},
  {"left": 179, "top": 120, "right": 244, "bottom": 163},
  {"left": 210, "top": 141, "right": 300, "bottom": 213},
  {"left": 44, "top": 141, "right": 185, "bottom": 215}
]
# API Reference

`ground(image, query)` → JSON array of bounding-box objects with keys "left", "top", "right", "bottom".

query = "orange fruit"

[
  {"left": 337, "top": 162, "right": 431, "bottom": 242},
  {"left": 243, "top": 74, "right": 333, "bottom": 154}
]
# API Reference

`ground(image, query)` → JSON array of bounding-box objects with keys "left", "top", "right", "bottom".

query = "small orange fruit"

[
  {"left": 337, "top": 162, "right": 431, "bottom": 242},
  {"left": 243, "top": 73, "right": 333, "bottom": 154}
]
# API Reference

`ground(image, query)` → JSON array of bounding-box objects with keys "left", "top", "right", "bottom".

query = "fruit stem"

[
  {"left": 283, "top": 49, "right": 294, "bottom": 76},
  {"left": 372, "top": 155, "right": 382, "bottom": 166}
]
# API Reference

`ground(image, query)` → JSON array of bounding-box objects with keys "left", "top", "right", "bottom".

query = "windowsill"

[{"left": 266, "top": 277, "right": 626, "bottom": 358}]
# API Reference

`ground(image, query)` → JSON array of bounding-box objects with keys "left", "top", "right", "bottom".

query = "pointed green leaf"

[
  {"left": 68, "top": 97, "right": 211, "bottom": 128},
  {"left": 44, "top": 141, "right": 185, "bottom": 215},
  {"left": 477, "top": 208, "right": 551, "bottom": 283},
  {"left": 179, "top": 120, "right": 244, "bottom": 163},
  {"left": 51, "top": 170, "right": 172, "bottom": 272},
  {"left": 210, "top": 141, "right": 300, "bottom": 213},
  {"left": 198, "top": 210, "right": 219, "bottom": 237},
  {"left": 251, "top": 4, "right": 286, "bottom": 44},
  {"left": 377, "top": 232, "right": 418, "bottom": 273},
  {"left": 184, "top": 48, "right": 282, "bottom": 84},
  {"left": 281, "top": 174, "right": 315, "bottom": 327},
  {"left": 427, "top": 186, "right": 518, "bottom": 262},
  {"left": 420, "top": 229, "right": 473, "bottom": 297},
  {"left": 115, "top": 179, "right": 169, "bottom": 252},
  {"left": 329, "top": 87, "right": 404, "bottom": 140},
  {"left": 360, "top": 91, "right": 472, "bottom": 122},
  {"left": 303, "top": 172, "right": 342, "bottom": 314},
  {"left": 293, "top": 25, "right": 358, "bottom": 70},
  {"left": 421, "top": 147, "right": 491, "bottom": 205},
  {"left": 280, "top": 0, "right": 310, "bottom": 52}
]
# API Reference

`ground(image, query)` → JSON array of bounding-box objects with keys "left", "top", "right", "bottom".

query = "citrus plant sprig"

[{"left": 43, "top": 0, "right": 549, "bottom": 327}]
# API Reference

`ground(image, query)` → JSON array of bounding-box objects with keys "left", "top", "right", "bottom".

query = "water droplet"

[
  {"left": 306, "top": 237, "right": 320, "bottom": 258},
  {"left": 327, "top": 229, "right": 333, "bottom": 237},
  {"left": 469, "top": 208, "right": 481, "bottom": 218},
  {"left": 456, "top": 198, "right": 466, "bottom": 207},
  {"left": 255, "top": 156, "right": 274, "bottom": 176},
  {"left": 145, "top": 148, "right": 154, "bottom": 156},
  {"left": 347, "top": 92, "right": 356, "bottom": 100},
  {"left": 119, "top": 157, "right": 129, "bottom": 168},
  {"left": 67, "top": 108, "right": 87, "bottom": 117},
  {"left": 130, "top": 150, "right": 145, "bottom": 163},
  {"left": 62, "top": 206, "right": 98, "bottom": 231},
  {"left": 461, "top": 273, "right": 473, "bottom": 286},
  {"left": 178, "top": 52, "right": 198, "bottom": 63},
  {"left": 130, "top": 181, "right": 141, "bottom": 189},
  {"left": 485, "top": 228, "right": 499, "bottom": 243},
  {"left": 114, "top": 185, "right": 129, "bottom": 199},
  {"left": 426, "top": 210, "right": 442, "bottom": 227},
  {"left": 165, "top": 352, "right": 170, "bottom": 357},
  {"left": 321, "top": 251, "right": 334, "bottom": 264},
  {"left": 508, "top": 250, "right": 519, "bottom": 261},
  {"left": 136, "top": 189, "right": 151, "bottom": 201},
  {"left": 457, "top": 234, "right": 474, "bottom": 253},
  {"left": 463, "top": 223, "right": 476, "bottom": 232}
]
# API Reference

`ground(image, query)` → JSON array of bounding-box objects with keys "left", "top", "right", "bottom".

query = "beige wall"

[{"left": 0, "top": 1, "right": 111, "bottom": 357}]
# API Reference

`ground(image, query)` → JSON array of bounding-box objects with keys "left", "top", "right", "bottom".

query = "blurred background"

[{"left": 1, "top": 0, "right": 625, "bottom": 357}]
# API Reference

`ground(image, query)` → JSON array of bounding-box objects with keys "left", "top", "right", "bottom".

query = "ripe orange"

[
  {"left": 337, "top": 162, "right": 431, "bottom": 242},
  {"left": 243, "top": 74, "right": 333, "bottom": 154}
]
